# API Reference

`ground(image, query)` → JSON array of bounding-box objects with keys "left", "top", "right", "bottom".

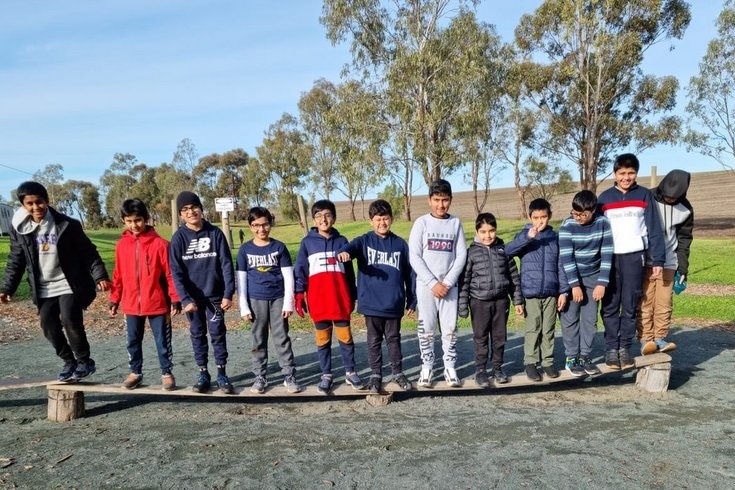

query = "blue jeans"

[{"left": 125, "top": 314, "right": 173, "bottom": 374}]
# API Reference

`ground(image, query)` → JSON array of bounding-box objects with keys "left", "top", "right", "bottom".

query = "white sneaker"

[
  {"left": 443, "top": 367, "right": 461, "bottom": 388},
  {"left": 417, "top": 367, "right": 433, "bottom": 388}
]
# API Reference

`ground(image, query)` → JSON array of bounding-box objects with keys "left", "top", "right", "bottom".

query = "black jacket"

[
  {"left": 1, "top": 207, "right": 109, "bottom": 309},
  {"left": 458, "top": 238, "right": 523, "bottom": 317}
]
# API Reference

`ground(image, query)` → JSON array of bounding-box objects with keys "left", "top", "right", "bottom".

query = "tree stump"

[
  {"left": 48, "top": 389, "right": 85, "bottom": 421},
  {"left": 365, "top": 392, "right": 393, "bottom": 407},
  {"left": 635, "top": 363, "right": 671, "bottom": 393}
]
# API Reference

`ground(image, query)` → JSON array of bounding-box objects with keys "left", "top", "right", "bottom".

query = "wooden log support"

[
  {"left": 48, "top": 388, "right": 85, "bottom": 422},
  {"left": 635, "top": 363, "right": 672, "bottom": 393}
]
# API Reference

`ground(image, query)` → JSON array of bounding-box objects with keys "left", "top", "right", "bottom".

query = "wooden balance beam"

[{"left": 44, "top": 352, "right": 672, "bottom": 422}]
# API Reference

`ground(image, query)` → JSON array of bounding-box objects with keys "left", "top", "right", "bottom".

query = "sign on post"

[{"left": 214, "top": 197, "right": 235, "bottom": 213}]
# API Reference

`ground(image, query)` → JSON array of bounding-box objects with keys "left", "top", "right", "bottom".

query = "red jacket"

[{"left": 109, "top": 226, "right": 179, "bottom": 316}]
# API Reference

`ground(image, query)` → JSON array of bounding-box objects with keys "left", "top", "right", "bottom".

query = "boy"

[
  {"left": 0, "top": 181, "right": 110, "bottom": 381},
  {"left": 637, "top": 170, "right": 693, "bottom": 355},
  {"left": 505, "top": 199, "right": 568, "bottom": 382},
  {"left": 336, "top": 199, "right": 416, "bottom": 393},
  {"left": 559, "top": 190, "right": 614, "bottom": 376},
  {"left": 459, "top": 213, "right": 523, "bottom": 387},
  {"left": 169, "top": 191, "right": 236, "bottom": 394},
  {"left": 109, "top": 199, "right": 181, "bottom": 390},
  {"left": 409, "top": 179, "right": 467, "bottom": 388},
  {"left": 598, "top": 154, "right": 665, "bottom": 369},
  {"left": 236, "top": 206, "right": 302, "bottom": 394},
  {"left": 294, "top": 199, "right": 365, "bottom": 394}
]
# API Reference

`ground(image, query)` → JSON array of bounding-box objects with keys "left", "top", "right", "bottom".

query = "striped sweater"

[{"left": 558, "top": 215, "right": 614, "bottom": 288}]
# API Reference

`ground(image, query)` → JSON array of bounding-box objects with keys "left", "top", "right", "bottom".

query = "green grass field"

[{"left": 1, "top": 217, "right": 733, "bottom": 325}]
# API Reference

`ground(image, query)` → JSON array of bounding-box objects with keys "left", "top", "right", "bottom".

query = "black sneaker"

[
  {"left": 474, "top": 370, "right": 490, "bottom": 388},
  {"left": 618, "top": 348, "right": 635, "bottom": 370},
  {"left": 605, "top": 350, "right": 621, "bottom": 370},
  {"left": 366, "top": 376, "right": 382, "bottom": 394},
  {"left": 391, "top": 373, "right": 412, "bottom": 391},
  {"left": 493, "top": 367, "right": 509, "bottom": 384},
  {"left": 316, "top": 375, "right": 333, "bottom": 395},
  {"left": 525, "top": 364, "right": 542, "bottom": 382},
  {"left": 580, "top": 357, "right": 601, "bottom": 375},
  {"left": 58, "top": 361, "right": 77, "bottom": 382},
  {"left": 565, "top": 356, "right": 587, "bottom": 377},
  {"left": 71, "top": 359, "right": 96, "bottom": 380},
  {"left": 217, "top": 374, "right": 235, "bottom": 394},
  {"left": 192, "top": 371, "right": 211, "bottom": 393},
  {"left": 542, "top": 365, "right": 560, "bottom": 379}
]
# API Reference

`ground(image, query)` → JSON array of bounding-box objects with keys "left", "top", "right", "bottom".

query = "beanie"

[{"left": 176, "top": 191, "right": 203, "bottom": 213}]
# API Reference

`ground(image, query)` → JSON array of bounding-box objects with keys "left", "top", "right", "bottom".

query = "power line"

[{"left": 0, "top": 162, "right": 35, "bottom": 176}]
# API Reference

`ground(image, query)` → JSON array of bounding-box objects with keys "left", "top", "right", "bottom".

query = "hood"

[
  {"left": 656, "top": 170, "right": 690, "bottom": 202},
  {"left": 121, "top": 225, "right": 161, "bottom": 243},
  {"left": 11, "top": 206, "right": 42, "bottom": 235}
]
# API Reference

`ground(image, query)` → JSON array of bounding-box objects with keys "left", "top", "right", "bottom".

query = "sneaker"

[
  {"left": 542, "top": 365, "right": 560, "bottom": 379},
  {"left": 283, "top": 374, "right": 302, "bottom": 394},
  {"left": 72, "top": 359, "right": 96, "bottom": 380},
  {"left": 192, "top": 371, "right": 211, "bottom": 393},
  {"left": 316, "top": 375, "right": 333, "bottom": 395},
  {"left": 122, "top": 373, "right": 143, "bottom": 389},
  {"left": 654, "top": 338, "right": 677, "bottom": 353},
  {"left": 345, "top": 372, "right": 366, "bottom": 390},
  {"left": 217, "top": 374, "right": 235, "bottom": 394},
  {"left": 58, "top": 361, "right": 77, "bottom": 382},
  {"left": 417, "top": 367, "right": 433, "bottom": 388},
  {"left": 605, "top": 350, "right": 621, "bottom": 370},
  {"left": 250, "top": 375, "right": 267, "bottom": 394},
  {"left": 391, "top": 373, "right": 413, "bottom": 391},
  {"left": 474, "top": 370, "right": 490, "bottom": 388},
  {"left": 565, "top": 356, "right": 587, "bottom": 377},
  {"left": 493, "top": 367, "right": 509, "bottom": 384},
  {"left": 525, "top": 364, "right": 542, "bottom": 382},
  {"left": 162, "top": 373, "right": 176, "bottom": 391},
  {"left": 443, "top": 367, "right": 461, "bottom": 388},
  {"left": 366, "top": 376, "right": 382, "bottom": 394},
  {"left": 580, "top": 357, "right": 601, "bottom": 375},
  {"left": 641, "top": 340, "right": 658, "bottom": 355},
  {"left": 618, "top": 348, "right": 635, "bottom": 370}
]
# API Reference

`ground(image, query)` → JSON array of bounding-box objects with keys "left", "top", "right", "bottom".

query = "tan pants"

[{"left": 636, "top": 267, "right": 676, "bottom": 341}]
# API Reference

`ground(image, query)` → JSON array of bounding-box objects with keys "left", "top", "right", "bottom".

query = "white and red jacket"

[{"left": 110, "top": 226, "right": 179, "bottom": 316}]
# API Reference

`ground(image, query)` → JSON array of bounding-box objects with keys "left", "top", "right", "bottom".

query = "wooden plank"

[{"left": 0, "top": 377, "right": 58, "bottom": 391}]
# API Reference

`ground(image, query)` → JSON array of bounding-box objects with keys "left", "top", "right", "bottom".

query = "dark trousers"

[
  {"left": 315, "top": 320, "right": 355, "bottom": 375},
  {"left": 187, "top": 301, "right": 228, "bottom": 367},
  {"left": 602, "top": 252, "right": 645, "bottom": 351},
  {"left": 470, "top": 297, "right": 509, "bottom": 371},
  {"left": 365, "top": 315, "right": 403, "bottom": 377},
  {"left": 125, "top": 313, "right": 173, "bottom": 375},
  {"left": 38, "top": 294, "right": 91, "bottom": 363}
]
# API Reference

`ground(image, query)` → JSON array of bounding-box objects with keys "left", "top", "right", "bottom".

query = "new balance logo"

[{"left": 186, "top": 238, "right": 211, "bottom": 254}]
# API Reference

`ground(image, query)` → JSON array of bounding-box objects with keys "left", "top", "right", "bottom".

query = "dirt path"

[{"left": 1, "top": 321, "right": 734, "bottom": 488}]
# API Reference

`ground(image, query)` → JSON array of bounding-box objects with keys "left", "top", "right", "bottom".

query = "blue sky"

[{"left": 0, "top": 1, "right": 726, "bottom": 203}]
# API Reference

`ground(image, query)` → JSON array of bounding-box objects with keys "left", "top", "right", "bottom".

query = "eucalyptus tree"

[
  {"left": 32, "top": 163, "right": 65, "bottom": 207},
  {"left": 193, "top": 149, "right": 251, "bottom": 213},
  {"left": 59, "top": 180, "right": 102, "bottom": 228},
  {"left": 515, "top": 0, "right": 691, "bottom": 191},
  {"left": 100, "top": 152, "right": 138, "bottom": 220},
  {"left": 298, "top": 79, "right": 339, "bottom": 200},
  {"left": 685, "top": 0, "right": 735, "bottom": 171}
]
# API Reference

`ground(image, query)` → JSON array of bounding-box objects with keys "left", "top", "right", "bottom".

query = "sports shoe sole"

[
  {"left": 641, "top": 341, "right": 658, "bottom": 355},
  {"left": 659, "top": 343, "right": 677, "bottom": 353},
  {"left": 345, "top": 379, "right": 366, "bottom": 390}
]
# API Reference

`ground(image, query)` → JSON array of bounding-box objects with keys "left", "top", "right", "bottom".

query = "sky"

[{"left": 0, "top": 0, "right": 727, "bottom": 203}]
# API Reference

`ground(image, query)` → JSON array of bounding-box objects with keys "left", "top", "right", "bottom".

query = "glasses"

[
  {"left": 180, "top": 205, "right": 201, "bottom": 213},
  {"left": 250, "top": 223, "right": 271, "bottom": 230},
  {"left": 571, "top": 210, "right": 592, "bottom": 219},
  {"left": 313, "top": 213, "right": 334, "bottom": 221}
]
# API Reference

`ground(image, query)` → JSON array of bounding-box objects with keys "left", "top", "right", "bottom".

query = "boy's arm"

[
  {"left": 558, "top": 224, "right": 581, "bottom": 288},
  {"left": 441, "top": 220, "right": 468, "bottom": 287},
  {"left": 504, "top": 229, "right": 531, "bottom": 257},
  {"left": 235, "top": 248, "right": 252, "bottom": 318},
  {"left": 645, "top": 190, "right": 666, "bottom": 268},
  {"left": 160, "top": 241, "right": 180, "bottom": 307},
  {"left": 294, "top": 241, "right": 309, "bottom": 293},
  {"left": 508, "top": 256, "right": 524, "bottom": 306},
  {"left": 598, "top": 219, "right": 614, "bottom": 286},
  {"left": 676, "top": 205, "right": 694, "bottom": 278},
  {"left": 0, "top": 229, "right": 27, "bottom": 298},
  {"left": 108, "top": 244, "right": 123, "bottom": 314},
  {"left": 336, "top": 235, "right": 364, "bottom": 262},
  {"left": 217, "top": 231, "right": 235, "bottom": 305},
  {"left": 408, "top": 219, "right": 439, "bottom": 288},
  {"left": 169, "top": 236, "right": 193, "bottom": 308},
  {"left": 457, "top": 255, "right": 472, "bottom": 318},
  {"left": 281, "top": 266, "right": 295, "bottom": 313},
  {"left": 73, "top": 222, "right": 110, "bottom": 290}
]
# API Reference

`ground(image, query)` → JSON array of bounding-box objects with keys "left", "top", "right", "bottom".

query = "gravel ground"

[{"left": 1, "top": 321, "right": 734, "bottom": 489}]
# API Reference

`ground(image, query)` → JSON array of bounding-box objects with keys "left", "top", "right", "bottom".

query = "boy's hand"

[
  {"left": 592, "top": 285, "right": 606, "bottom": 301},
  {"left": 108, "top": 302, "right": 119, "bottom": 317},
  {"left": 527, "top": 226, "right": 539, "bottom": 239},
  {"left": 97, "top": 279, "right": 112, "bottom": 292},
  {"left": 678, "top": 274, "right": 686, "bottom": 284},
  {"left": 242, "top": 313, "right": 253, "bottom": 321},
  {"left": 295, "top": 293, "right": 307, "bottom": 317},
  {"left": 183, "top": 303, "right": 197, "bottom": 313},
  {"left": 336, "top": 251, "right": 351, "bottom": 262},
  {"left": 0, "top": 293, "right": 10, "bottom": 303},
  {"left": 282, "top": 309, "right": 292, "bottom": 319},
  {"left": 405, "top": 309, "right": 415, "bottom": 318},
  {"left": 514, "top": 304, "right": 524, "bottom": 316},
  {"left": 557, "top": 294, "right": 567, "bottom": 311},
  {"left": 650, "top": 266, "right": 663, "bottom": 279},
  {"left": 171, "top": 302, "right": 182, "bottom": 316},
  {"left": 571, "top": 286, "right": 584, "bottom": 302},
  {"left": 458, "top": 308, "right": 469, "bottom": 319},
  {"left": 220, "top": 298, "right": 232, "bottom": 311},
  {"left": 431, "top": 282, "right": 449, "bottom": 298}
]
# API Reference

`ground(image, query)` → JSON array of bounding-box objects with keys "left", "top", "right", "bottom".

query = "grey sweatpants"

[
  {"left": 416, "top": 284, "right": 458, "bottom": 370},
  {"left": 248, "top": 297, "right": 296, "bottom": 377},
  {"left": 560, "top": 274, "right": 600, "bottom": 357}
]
